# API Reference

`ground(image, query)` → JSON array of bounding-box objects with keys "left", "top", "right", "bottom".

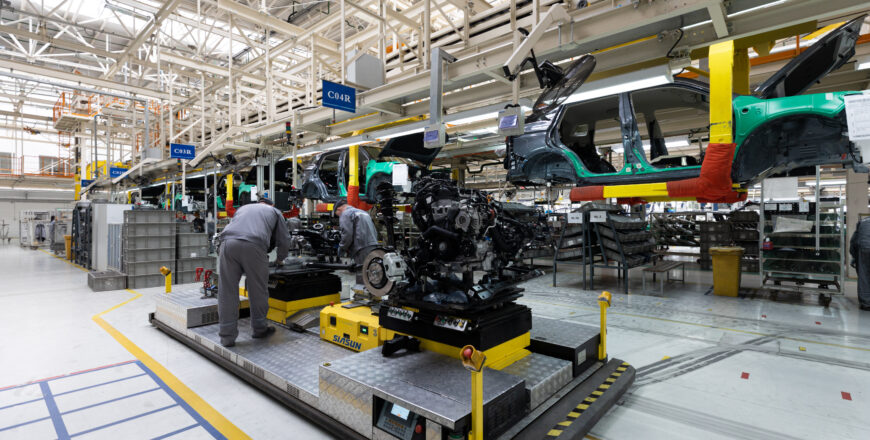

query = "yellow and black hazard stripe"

[{"left": 545, "top": 362, "right": 630, "bottom": 437}]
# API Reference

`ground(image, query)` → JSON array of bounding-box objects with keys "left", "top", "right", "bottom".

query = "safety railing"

[
  {"left": 52, "top": 91, "right": 100, "bottom": 125},
  {"left": 0, "top": 156, "right": 74, "bottom": 178}
]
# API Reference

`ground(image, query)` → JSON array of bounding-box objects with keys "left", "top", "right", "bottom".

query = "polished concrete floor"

[{"left": 1, "top": 245, "right": 868, "bottom": 439}]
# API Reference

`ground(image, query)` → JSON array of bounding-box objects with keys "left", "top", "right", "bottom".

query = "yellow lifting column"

[
  {"left": 347, "top": 129, "right": 364, "bottom": 207},
  {"left": 709, "top": 40, "right": 736, "bottom": 145}
]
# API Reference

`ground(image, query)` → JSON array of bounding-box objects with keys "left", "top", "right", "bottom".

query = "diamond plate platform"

[
  {"left": 153, "top": 287, "right": 249, "bottom": 329},
  {"left": 321, "top": 348, "right": 527, "bottom": 438},
  {"left": 190, "top": 319, "right": 352, "bottom": 407},
  {"left": 530, "top": 316, "right": 600, "bottom": 376},
  {"left": 500, "top": 353, "right": 572, "bottom": 409}
]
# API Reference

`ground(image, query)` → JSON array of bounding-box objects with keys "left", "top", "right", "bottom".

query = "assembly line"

[{"left": 1, "top": 0, "right": 870, "bottom": 439}]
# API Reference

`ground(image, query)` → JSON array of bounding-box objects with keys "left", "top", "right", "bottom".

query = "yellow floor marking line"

[
  {"left": 523, "top": 298, "right": 870, "bottom": 353},
  {"left": 92, "top": 289, "right": 250, "bottom": 440},
  {"left": 40, "top": 249, "right": 88, "bottom": 272},
  {"left": 42, "top": 252, "right": 248, "bottom": 439}
]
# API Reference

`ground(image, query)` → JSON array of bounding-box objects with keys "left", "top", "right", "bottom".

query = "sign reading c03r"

[{"left": 170, "top": 143, "right": 196, "bottom": 160}]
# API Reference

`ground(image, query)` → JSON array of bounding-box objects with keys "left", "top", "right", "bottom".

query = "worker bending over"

[
  {"left": 334, "top": 199, "right": 379, "bottom": 287},
  {"left": 217, "top": 197, "right": 290, "bottom": 347}
]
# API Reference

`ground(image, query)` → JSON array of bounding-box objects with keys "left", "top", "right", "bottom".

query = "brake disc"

[{"left": 362, "top": 248, "right": 394, "bottom": 298}]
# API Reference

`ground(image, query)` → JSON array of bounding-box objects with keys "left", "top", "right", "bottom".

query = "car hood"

[
  {"left": 754, "top": 15, "right": 865, "bottom": 99},
  {"left": 378, "top": 132, "right": 441, "bottom": 166}
]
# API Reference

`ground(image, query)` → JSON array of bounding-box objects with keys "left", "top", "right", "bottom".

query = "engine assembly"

[{"left": 364, "top": 176, "right": 545, "bottom": 307}]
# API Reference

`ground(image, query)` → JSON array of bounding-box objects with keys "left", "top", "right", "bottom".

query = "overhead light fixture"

[
  {"left": 727, "top": 0, "right": 786, "bottom": 18},
  {"left": 564, "top": 65, "right": 673, "bottom": 104},
  {"left": 376, "top": 127, "right": 424, "bottom": 142},
  {"left": 447, "top": 112, "right": 498, "bottom": 126},
  {"left": 856, "top": 56, "right": 870, "bottom": 71}
]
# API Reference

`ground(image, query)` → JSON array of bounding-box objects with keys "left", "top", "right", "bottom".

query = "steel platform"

[{"left": 150, "top": 290, "right": 634, "bottom": 440}]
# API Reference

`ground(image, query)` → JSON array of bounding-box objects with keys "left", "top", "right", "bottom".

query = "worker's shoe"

[
  {"left": 220, "top": 337, "right": 236, "bottom": 347},
  {"left": 860, "top": 305, "right": 870, "bottom": 311},
  {"left": 252, "top": 326, "right": 276, "bottom": 339}
]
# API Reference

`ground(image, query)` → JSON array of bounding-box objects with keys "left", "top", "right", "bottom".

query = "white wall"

[{"left": 0, "top": 189, "right": 75, "bottom": 237}]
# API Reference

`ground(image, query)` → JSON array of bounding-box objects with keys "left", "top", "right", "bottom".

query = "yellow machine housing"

[
  {"left": 320, "top": 302, "right": 397, "bottom": 352},
  {"left": 240, "top": 286, "right": 339, "bottom": 325},
  {"left": 415, "top": 332, "right": 531, "bottom": 371}
]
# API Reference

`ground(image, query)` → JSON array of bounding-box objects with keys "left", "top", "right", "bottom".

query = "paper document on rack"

[{"left": 844, "top": 93, "right": 870, "bottom": 140}]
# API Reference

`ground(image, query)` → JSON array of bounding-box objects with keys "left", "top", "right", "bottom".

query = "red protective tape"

[
  {"left": 666, "top": 143, "right": 747, "bottom": 203},
  {"left": 569, "top": 186, "right": 605, "bottom": 202}
]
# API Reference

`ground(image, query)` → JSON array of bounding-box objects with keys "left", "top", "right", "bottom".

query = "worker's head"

[
  {"left": 258, "top": 197, "right": 274, "bottom": 206},
  {"left": 50, "top": 216, "right": 55, "bottom": 221},
  {"left": 333, "top": 199, "right": 348, "bottom": 217},
  {"left": 194, "top": 211, "right": 201, "bottom": 218}
]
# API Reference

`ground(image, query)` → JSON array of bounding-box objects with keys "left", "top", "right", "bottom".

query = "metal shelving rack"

[{"left": 759, "top": 172, "right": 845, "bottom": 307}]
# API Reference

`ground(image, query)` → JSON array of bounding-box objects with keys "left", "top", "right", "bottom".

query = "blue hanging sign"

[
  {"left": 80, "top": 179, "right": 94, "bottom": 188},
  {"left": 170, "top": 143, "right": 196, "bottom": 160},
  {"left": 109, "top": 167, "right": 127, "bottom": 178},
  {"left": 322, "top": 80, "right": 356, "bottom": 113}
]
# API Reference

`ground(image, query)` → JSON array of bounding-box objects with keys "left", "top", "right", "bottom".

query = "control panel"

[
  {"left": 387, "top": 307, "right": 415, "bottom": 322},
  {"left": 434, "top": 315, "right": 468, "bottom": 331},
  {"left": 375, "top": 400, "right": 425, "bottom": 440}
]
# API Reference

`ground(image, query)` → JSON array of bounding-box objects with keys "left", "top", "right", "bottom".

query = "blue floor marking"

[
  {"left": 39, "top": 382, "right": 70, "bottom": 440},
  {"left": 52, "top": 372, "right": 148, "bottom": 397},
  {"left": 0, "top": 361, "right": 220, "bottom": 439},
  {"left": 60, "top": 387, "right": 161, "bottom": 415},
  {"left": 135, "top": 361, "right": 225, "bottom": 439},
  {"left": 0, "top": 396, "right": 44, "bottom": 411},
  {"left": 151, "top": 423, "right": 200, "bottom": 440},
  {"left": 0, "top": 416, "right": 51, "bottom": 432},
  {"left": 69, "top": 403, "right": 178, "bottom": 437}
]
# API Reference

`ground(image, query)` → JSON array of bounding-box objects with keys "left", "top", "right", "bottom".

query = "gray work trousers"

[
  {"left": 353, "top": 245, "right": 378, "bottom": 285},
  {"left": 218, "top": 239, "right": 269, "bottom": 341},
  {"left": 859, "top": 249, "right": 870, "bottom": 307}
]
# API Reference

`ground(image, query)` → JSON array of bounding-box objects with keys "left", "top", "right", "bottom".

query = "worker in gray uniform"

[
  {"left": 850, "top": 217, "right": 870, "bottom": 311},
  {"left": 334, "top": 199, "right": 379, "bottom": 287},
  {"left": 217, "top": 197, "right": 290, "bottom": 346}
]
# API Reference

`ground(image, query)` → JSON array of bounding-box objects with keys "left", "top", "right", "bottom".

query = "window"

[
  {"left": 0, "top": 153, "right": 12, "bottom": 174},
  {"left": 557, "top": 96, "right": 621, "bottom": 174},
  {"left": 318, "top": 151, "right": 342, "bottom": 195},
  {"left": 39, "top": 156, "right": 59, "bottom": 175},
  {"left": 630, "top": 85, "right": 709, "bottom": 168}
]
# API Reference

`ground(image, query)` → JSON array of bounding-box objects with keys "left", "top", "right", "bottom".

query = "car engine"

[{"left": 363, "top": 177, "right": 544, "bottom": 308}]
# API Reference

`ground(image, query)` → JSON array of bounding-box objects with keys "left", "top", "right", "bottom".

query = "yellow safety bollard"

[
  {"left": 160, "top": 266, "right": 172, "bottom": 294},
  {"left": 598, "top": 291, "right": 611, "bottom": 360},
  {"left": 460, "top": 345, "right": 487, "bottom": 440}
]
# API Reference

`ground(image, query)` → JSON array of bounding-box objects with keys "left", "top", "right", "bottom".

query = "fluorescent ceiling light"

[
  {"left": 856, "top": 56, "right": 870, "bottom": 71},
  {"left": 376, "top": 127, "right": 424, "bottom": 141},
  {"left": 727, "top": 0, "right": 786, "bottom": 18},
  {"left": 805, "top": 179, "right": 846, "bottom": 186},
  {"left": 448, "top": 112, "right": 498, "bottom": 126},
  {"left": 0, "top": 187, "right": 71, "bottom": 192},
  {"left": 564, "top": 65, "right": 673, "bottom": 104}
]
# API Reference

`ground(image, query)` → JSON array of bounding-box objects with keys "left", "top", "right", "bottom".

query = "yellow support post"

[
  {"left": 709, "top": 41, "right": 735, "bottom": 144},
  {"left": 598, "top": 291, "right": 611, "bottom": 360},
  {"left": 471, "top": 369, "right": 483, "bottom": 440},
  {"left": 160, "top": 266, "right": 172, "bottom": 294},
  {"left": 460, "top": 345, "right": 486, "bottom": 440}
]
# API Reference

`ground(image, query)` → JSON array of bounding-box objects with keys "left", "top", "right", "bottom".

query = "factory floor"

[{"left": 1, "top": 245, "right": 868, "bottom": 439}]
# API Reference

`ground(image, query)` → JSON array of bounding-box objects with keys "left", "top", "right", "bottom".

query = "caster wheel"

[{"left": 818, "top": 294, "right": 832, "bottom": 307}]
